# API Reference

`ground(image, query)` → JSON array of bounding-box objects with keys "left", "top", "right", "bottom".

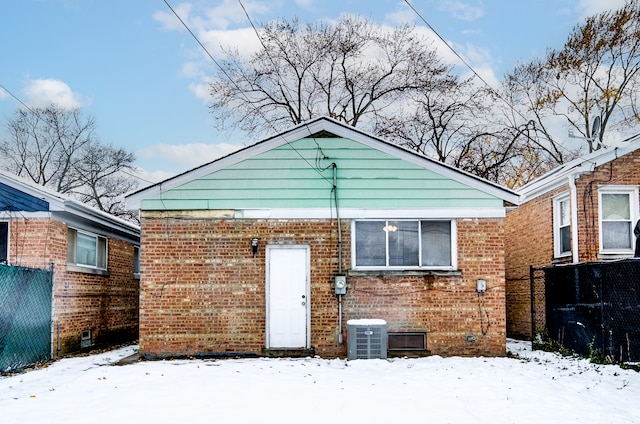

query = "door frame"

[{"left": 265, "top": 244, "right": 311, "bottom": 349}]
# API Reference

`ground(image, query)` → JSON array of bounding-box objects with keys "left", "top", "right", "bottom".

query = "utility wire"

[
  {"left": 403, "top": 0, "right": 496, "bottom": 93},
  {"left": 161, "top": 0, "right": 234, "bottom": 85},
  {"left": 1, "top": 82, "right": 155, "bottom": 188},
  {"left": 403, "top": 0, "right": 579, "bottom": 160},
  {"left": 163, "top": 0, "right": 332, "bottom": 185},
  {"left": 236, "top": 0, "right": 296, "bottom": 109},
  {"left": 236, "top": 0, "right": 332, "bottom": 173},
  {"left": 0, "top": 83, "right": 38, "bottom": 115}
]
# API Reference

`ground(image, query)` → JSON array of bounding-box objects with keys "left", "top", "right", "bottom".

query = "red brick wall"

[
  {"left": 8, "top": 217, "right": 139, "bottom": 356},
  {"left": 505, "top": 148, "right": 640, "bottom": 338},
  {"left": 140, "top": 213, "right": 506, "bottom": 358},
  {"left": 573, "top": 149, "right": 640, "bottom": 261},
  {"left": 504, "top": 187, "right": 560, "bottom": 338}
]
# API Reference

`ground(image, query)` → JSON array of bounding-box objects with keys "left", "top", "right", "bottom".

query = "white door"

[{"left": 266, "top": 245, "right": 309, "bottom": 348}]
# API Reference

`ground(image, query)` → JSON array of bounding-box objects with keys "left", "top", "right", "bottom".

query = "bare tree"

[
  {"left": 375, "top": 78, "right": 488, "bottom": 160},
  {"left": 503, "top": 0, "right": 640, "bottom": 156},
  {"left": 209, "top": 16, "right": 455, "bottom": 137},
  {"left": 1, "top": 105, "right": 94, "bottom": 192},
  {"left": 69, "top": 141, "right": 138, "bottom": 216},
  {"left": 0, "top": 105, "right": 138, "bottom": 220}
]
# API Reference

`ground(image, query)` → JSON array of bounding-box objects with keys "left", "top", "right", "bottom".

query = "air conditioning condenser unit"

[{"left": 347, "top": 319, "right": 387, "bottom": 360}]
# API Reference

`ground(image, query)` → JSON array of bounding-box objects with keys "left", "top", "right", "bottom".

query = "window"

[
  {"left": 553, "top": 195, "right": 571, "bottom": 257},
  {"left": 0, "top": 221, "right": 7, "bottom": 263},
  {"left": 353, "top": 220, "right": 455, "bottom": 269},
  {"left": 68, "top": 228, "right": 107, "bottom": 269},
  {"left": 599, "top": 187, "right": 638, "bottom": 253},
  {"left": 133, "top": 246, "right": 140, "bottom": 276}
]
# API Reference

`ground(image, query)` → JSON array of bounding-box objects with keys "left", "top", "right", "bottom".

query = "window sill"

[
  {"left": 552, "top": 255, "right": 572, "bottom": 264},
  {"left": 66, "top": 264, "right": 110, "bottom": 277},
  {"left": 597, "top": 253, "right": 635, "bottom": 261},
  {"left": 134, "top": 272, "right": 141, "bottom": 280},
  {"left": 348, "top": 269, "right": 461, "bottom": 277}
]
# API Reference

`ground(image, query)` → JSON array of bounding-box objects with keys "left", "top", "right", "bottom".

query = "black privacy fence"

[
  {"left": 533, "top": 259, "right": 640, "bottom": 364},
  {"left": 0, "top": 263, "right": 53, "bottom": 374}
]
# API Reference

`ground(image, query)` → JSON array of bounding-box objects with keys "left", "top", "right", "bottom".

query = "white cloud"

[
  {"left": 22, "top": 78, "right": 85, "bottom": 109},
  {"left": 133, "top": 168, "right": 179, "bottom": 185},
  {"left": 576, "top": 0, "right": 626, "bottom": 18},
  {"left": 293, "top": 0, "right": 313, "bottom": 7},
  {"left": 188, "top": 82, "right": 211, "bottom": 102},
  {"left": 385, "top": 8, "right": 417, "bottom": 25},
  {"left": 435, "top": 0, "right": 485, "bottom": 21},
  {"left": 0, "top": 86, "right": 9, "bottom": 100},
  {"left": 198, "top": 27, "right": 262, "bottom": 59},
  {"left": 137, "top": 142, "right": 242, "bottom": 170},
  {"left": 153, "top": 2, "right": 194, "bottom": 31},
  {"left": 154, "top": 1, "right": 270, "bottom": 32}
]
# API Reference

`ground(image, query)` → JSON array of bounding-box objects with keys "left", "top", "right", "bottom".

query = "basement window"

[{"left": 80, "top": 329, "right": 93, "bottom": 348}]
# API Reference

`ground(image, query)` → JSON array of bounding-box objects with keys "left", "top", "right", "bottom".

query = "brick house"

[
  {"left": 0, "top": 170, "right": 140, "bottom": 356},
  {"left": 126, "top": 117, "right": 518, "bottom": 358},
  {"left": 505, "top": 139, "right": 640, "bottom": 338}
]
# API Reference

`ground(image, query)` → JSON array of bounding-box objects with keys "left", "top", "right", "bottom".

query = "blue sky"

[{"left": 0, "top": 0, "right": 625, "bottom": 184}]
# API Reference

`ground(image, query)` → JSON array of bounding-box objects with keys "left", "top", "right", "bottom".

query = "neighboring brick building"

[
  {"left": 0, "top": 171, "right": 140, "bottom": 356},
  {"left": 505, "top": 140, "right": 640, "bottom": 338},
  {"left": 127, "top": 117, "right": 518, "bottom": 358}
]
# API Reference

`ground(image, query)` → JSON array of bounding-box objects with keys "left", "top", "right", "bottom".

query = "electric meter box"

[{"left": 334, "top": 274, "right": 347, "bottom": 295}]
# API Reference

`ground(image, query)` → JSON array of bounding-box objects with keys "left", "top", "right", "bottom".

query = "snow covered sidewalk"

[{"left": 1, "top": 339, "right": 639, "bottom": 423}]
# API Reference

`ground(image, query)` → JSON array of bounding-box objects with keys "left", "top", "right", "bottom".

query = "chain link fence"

[
  {"left": 530, "top": 266, "right": 547, "bottom": 340},
  {"left": 0, "top": 263, "right": 53, "bottom": 374},
  {"left": 532, "top": 259, "right": 640, "bottom": 364}
]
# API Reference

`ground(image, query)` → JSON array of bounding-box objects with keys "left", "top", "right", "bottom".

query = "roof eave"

[{"left": 126, "top": 117, "right": 519, "bottom": 209}]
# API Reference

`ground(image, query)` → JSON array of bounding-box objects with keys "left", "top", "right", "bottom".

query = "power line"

[
  {"left": 161, "top": 0, "right": 232, "bottom": 83},
  {"left": 403, "top": 0, "right": 577, "bottom": 161},
  {"left": 0, "top": 83, "right": 40, "bottom": 116},
  {"left": 403, "top": 0, "right": 496, "bottom": 93},
  {"left": 163, "top": 0, "right": 332, "bottom": 185},
  {"left": 0, "top": 82, "right": 157, "bottom": 189},
  {"left": 236, "top": 0, "right": 297, "bottom": 111}
]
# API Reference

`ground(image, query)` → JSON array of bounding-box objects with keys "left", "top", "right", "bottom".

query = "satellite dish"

[{"left": 591, "top": 116, "right": 601, "bottom": 140}]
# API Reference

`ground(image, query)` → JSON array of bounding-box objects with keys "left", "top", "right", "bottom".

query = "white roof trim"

[
  {"left": 517, "top": 138, "right": 640, "bottom": 202},
  {"left": 0, "top": 170, "right": 139, "bottom": 238},
  {"left": 233, "top": 207, "right": 506, "bottom": 219},
  {"left": 126, "top": 117, "right": 518, "bottom": 209}
]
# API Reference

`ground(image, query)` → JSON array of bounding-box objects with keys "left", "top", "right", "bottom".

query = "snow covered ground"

[{"left": 1, "top": 339, "right": 639, "bottom": 424}]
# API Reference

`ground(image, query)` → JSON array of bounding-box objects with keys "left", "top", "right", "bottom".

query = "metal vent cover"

[
  {"left": 388, "top": 332, "right": 426, "bottom": 351},
  {"left": 80, "top": 329, "right": 93, "bottom": 348},
  {"left": 347, "top": 319, "right": 387, "bottom": 360}
]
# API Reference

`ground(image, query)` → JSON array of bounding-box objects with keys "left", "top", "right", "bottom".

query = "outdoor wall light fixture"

[{"left": 251, "top": 238, "right": 259, "bottom": 256}]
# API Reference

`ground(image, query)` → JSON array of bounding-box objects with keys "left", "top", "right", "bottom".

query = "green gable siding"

[{"left": 140, "top": 137, "right": 502, "bottom": 210}]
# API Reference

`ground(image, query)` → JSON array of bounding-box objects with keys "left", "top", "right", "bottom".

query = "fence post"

[
  {"left": 530, "top": 265, "right": 535, "bottom": 341},
  {"left": 49, "top": 262, "right": 55, "bottom": 359}
]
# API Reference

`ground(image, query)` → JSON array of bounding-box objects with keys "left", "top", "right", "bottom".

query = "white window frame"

[
  {"left": 68, "top": 228, "right": 108, "bottom": 270},
  {"left": 598, "top": 186, "right": 639, "bottom": 255},
  {"left": 351, "top": 219, "right": 457, "bottom": 271},
  {"left": 553, "top": 193, "right": 572, "bottom": 258}
]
